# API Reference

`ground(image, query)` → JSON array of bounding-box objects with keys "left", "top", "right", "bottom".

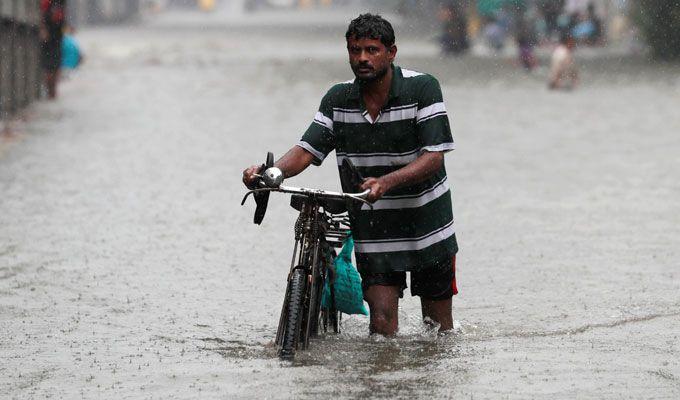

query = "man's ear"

[{"left": 388, "top": 45, "right": 397, "bottom": 61}]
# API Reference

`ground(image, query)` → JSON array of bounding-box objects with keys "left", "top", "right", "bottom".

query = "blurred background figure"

[
  {"left": 198, "top": 0, "right": 217, "bottom": 11},
  {"left": 548, "top": 32, "right": 578, "bottom": 90},
  {"left": 438, "top": 1, "right": 469, "bottom": 56},
  {"left": 483, "top": 13, "right": 509, "bottom": 51},
  {"left": 560, "top": 1, "right": 603, "bottom": 46},
  {"left": 61, "top": 26, "right": 83, "bottom": 74},
  {"left": 40, "top": 0, "right": 67, "bottom": 99},
  {"left": 244, "top": 0, "right": 298, "bottom": 12},
  {"left": 537, "top": 0, "right": 563, "bottom": 41},
  {"left": 574, "top": 2, "right": 603, "bottom": 45},
  {"left": 515, "top": 17, "right": 537, "bottom": 71}
]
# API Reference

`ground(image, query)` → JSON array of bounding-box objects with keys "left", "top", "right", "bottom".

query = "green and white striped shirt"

[{"left": 299, "top": 65, "right": 458, "bottom": 273}]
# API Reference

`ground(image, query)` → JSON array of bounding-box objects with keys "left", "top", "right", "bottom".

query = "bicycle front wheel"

[{"left": 278, "top": 268, "right": 307, "bottom": 360}]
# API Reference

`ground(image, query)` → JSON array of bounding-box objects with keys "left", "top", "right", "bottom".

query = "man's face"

[{"left": 347, "top": 36, "right": 396, "bottom": 82}]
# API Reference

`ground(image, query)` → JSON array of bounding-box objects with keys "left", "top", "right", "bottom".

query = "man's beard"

[{"left": 353, "top": 63, "right": 389, "bottom": 83}]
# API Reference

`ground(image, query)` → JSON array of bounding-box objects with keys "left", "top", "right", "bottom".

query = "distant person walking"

[
  {"left": 516, "top": 18, "right": 537, "bottom": 71},
  {"left": 549, "top": 33, "right": 578, "bottom": 90},
  {"left": 40, "top": 0, "right": 66, "bottom": 99}
]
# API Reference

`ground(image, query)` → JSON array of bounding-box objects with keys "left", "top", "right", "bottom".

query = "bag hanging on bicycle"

[{"left": 321, "top": 233, "right": 368, "bottom": 316}]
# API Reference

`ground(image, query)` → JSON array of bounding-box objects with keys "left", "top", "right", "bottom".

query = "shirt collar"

[
  {"left": 388, "top": 64, "right": 403, "bottom": 101},
  {"left": 348, "top": 64, "right": 402, "bottom": 101}
]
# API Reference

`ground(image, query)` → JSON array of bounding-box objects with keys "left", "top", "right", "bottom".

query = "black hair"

[{"left": 345, "top": 14, "right": 395, "bottom": 47}]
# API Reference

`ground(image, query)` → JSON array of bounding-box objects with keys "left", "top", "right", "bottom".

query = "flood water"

[{"left": 2, "top": 8, "right": 680, "bottom": 399}]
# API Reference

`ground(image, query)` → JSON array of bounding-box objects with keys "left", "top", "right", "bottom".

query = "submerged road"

[{"left": 2, "top": 9, "right": 680, "bottom": 399}]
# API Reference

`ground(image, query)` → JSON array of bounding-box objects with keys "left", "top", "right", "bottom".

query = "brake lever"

[{"left": 240, "top": 187, "right": 277, "bottom": 205}]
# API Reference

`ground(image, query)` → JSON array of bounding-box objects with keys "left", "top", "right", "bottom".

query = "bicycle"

[{"left": 241, "top": 152, "right": 371, "bottom": 360}]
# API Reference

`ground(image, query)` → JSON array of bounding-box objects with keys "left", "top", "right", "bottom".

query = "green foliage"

[{"left": 633, "top": 1, "right": 680, "bottom": 60}]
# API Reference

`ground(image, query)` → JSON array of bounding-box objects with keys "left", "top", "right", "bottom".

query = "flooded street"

[{"left": 2, "top": 9, "right": 680, "bottom": 399}]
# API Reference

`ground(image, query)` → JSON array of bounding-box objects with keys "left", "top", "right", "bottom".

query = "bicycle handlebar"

[
  {"left": 241, "top": 185, "right": 373, "bottom": 209},
  {"left": 241, "top": 167, "right": 373, "bottom": 209}
]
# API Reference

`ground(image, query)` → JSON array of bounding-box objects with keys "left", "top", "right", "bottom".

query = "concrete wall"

[{"left": 0, "top": 0, "right": 42, "bottom": 121}]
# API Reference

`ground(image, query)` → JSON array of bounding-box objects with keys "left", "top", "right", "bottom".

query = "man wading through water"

[{"left": 243, "top": 14, "right": 459, "bottom": 335}]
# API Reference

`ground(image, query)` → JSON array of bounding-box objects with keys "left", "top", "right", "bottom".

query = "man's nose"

[{"left": 358, "top": 50, "right": 369, "bottom": 62}]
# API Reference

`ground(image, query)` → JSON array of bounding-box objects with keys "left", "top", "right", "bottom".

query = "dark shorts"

[{"left": 360, "top": 255, "right": 458, "bottom": 301}]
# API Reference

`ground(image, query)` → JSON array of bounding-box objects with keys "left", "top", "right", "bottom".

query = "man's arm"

[
  {"left": 242, "top": 146, "right": 315, "bottom": 188},
  {"left": 273, "top": 146, "right": 315, "bottom": 178},
  {"left": 360, "top": 151, "right": 444, "bottom": 202},
  {"left": 361, "top": 74, "right": 452, "bottom": 202}
]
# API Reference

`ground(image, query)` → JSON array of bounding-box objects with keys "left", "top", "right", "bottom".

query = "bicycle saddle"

[
  {"left": 322, "top": 198, "right": 348, "bottom": 214},
  {"left": 289, "top": 195, "right": 347, "bottom": 215}
]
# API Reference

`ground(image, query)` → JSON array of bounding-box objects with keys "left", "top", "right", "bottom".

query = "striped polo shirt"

[{"left": 297, "top": 65, "right": 458, "bottom": 273}]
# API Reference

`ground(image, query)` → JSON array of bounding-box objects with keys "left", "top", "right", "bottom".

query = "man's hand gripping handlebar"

[{"left": 241, "top": 166, "right": 373, "bottom": 214}]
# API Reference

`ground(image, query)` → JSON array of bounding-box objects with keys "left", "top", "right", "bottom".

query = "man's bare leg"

[
  {"left": 363, "top": 285, "right": 400, "bottom": 336},
  {"left": 421, "top": 298, "right": 453, "bottom": 332},
  {"left": 45, "top": 71, "right": 58, "bottom": 99}
]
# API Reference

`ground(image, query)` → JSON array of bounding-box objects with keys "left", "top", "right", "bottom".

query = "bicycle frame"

[
  {"left": 241, "top": 164, "right": 370, "bottom": 359},
  {"left": 274, "top": 195, "right": 350, "bottom": 350}
]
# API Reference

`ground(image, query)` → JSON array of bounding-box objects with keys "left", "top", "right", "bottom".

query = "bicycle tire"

[{"left": 278, "top": 268, "right": 307, "bottom": 360}]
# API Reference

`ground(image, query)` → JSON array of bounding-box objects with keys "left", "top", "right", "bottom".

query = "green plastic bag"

[{"left": 321, "top": 233, "right": 369, "bottom": 316}]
